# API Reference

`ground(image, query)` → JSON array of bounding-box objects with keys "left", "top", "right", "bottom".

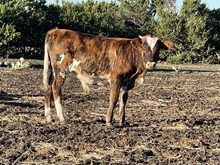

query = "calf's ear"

[
  {"left": 161, "top": 40, "right": 175, "bottom": 50},
  {"left": 130, "top": 37, "right": 142, "bottom": 48}
]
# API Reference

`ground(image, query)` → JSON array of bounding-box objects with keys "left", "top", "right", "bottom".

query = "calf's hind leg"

[
  {"left": 43, "top": 64, "right": 53, "bottom": 123},
  {"left": 44, "top": 84, "right": 53, "bottom": 122},
  {"left": 52, "top": 52, "right": 72, "bottom": 123},
  {"left": 52, "top": 71, "right": 66, "bottom": 123}
]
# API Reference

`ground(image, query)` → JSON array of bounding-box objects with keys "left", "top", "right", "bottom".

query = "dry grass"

[
  {"left": 157, "top": 63, "right": 220, "bottom": 72},
  {"left": 162, "top": 123, "right": 190, "bottom": 131},
  {"left": 206, "top": 96, "right": 220, "bottom": 101}
]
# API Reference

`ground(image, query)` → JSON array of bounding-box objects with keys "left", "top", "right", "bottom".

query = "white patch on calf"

[
  {"left": 60, "top": 70, "right": 67, "bottom": 78},
  {"left": 45, "top": 106, "right": 52, "bottom": 122},
  {"left": 77, "top": 73, "right": 93, "bottom": 93},
  {"left": 136, "top": 77, "right": 144, "bottom": 85},
  {"left": 52, "top": 67, "right": 56, "bottom": 79},
  {"left": 146, "top": 62, "right": 155, "bottom": 69},
  {"left": 68, "top": 59, "right": 93, "bottom": 93},
  {"left": 54, "top": 98, "right": 65, "bottom": 122},
  {"left": 146, "top": 36, "right": 159, "bottom": 51},
  {"left": 113, "top": 50, "right": 117, "bottom": 57},
  {"left": 68, "top": 59, "right": 81, "bottom": 72},
  {"left": 57, "top": 53, "right": 65, "bottom": 64}
]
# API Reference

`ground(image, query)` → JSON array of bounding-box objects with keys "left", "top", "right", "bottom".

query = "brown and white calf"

[{"left": 43, "top": 28, "right": 174, "bottom": 127}]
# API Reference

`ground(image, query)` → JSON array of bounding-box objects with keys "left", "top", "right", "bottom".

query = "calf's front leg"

[
  {"left": 119, "top": 88, "right": 128, "bottom": 127},
  {"left": 106, "top": 79, "right": 121, "bottom": 128}
]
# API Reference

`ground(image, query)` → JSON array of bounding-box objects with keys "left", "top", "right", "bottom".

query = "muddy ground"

[{"left": 0, "top": 60, "right": 220, "bottom": 164}]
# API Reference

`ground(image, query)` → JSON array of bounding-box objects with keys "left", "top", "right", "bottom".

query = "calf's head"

[{"left": 139, "top": 35, "right": 175, "bottom": 69}]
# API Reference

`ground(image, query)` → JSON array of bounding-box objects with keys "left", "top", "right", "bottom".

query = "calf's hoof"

[
  {"left": 46, "top": 116, "right": 52, "bottom": 123},
  {"left": 119, "top": 121, "right": 127, "bottom": 128},
  {"left": 59, "top": 118, "right": 66, "bottom": 125},
  {"left": 106, "top": 122, "right": 114, "bottom": 128}
]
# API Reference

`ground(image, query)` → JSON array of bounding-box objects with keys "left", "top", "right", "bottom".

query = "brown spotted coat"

[{"left": 43, "top": 28, "right": 174, "bottom": 127}]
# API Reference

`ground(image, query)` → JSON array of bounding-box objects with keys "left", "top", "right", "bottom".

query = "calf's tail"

[{"left": 43, "top": 42, "right": 53, "bottom": 89}]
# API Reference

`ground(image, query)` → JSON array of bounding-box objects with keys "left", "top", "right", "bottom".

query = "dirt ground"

[{"left": 0, "top": 60, "right": 220, "bottom": 164}]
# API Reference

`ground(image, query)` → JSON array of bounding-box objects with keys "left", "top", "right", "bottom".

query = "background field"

[{"left": 0, "top": 60, "right": 220, "bottom": 164}]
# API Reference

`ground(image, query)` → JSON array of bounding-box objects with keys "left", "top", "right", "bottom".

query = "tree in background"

[
  {"left": 0, "top": 0, "right": 21, "bottom": 55},
  {"left": 206, "top": 8, "right": 220, "bottom": 63},
  {"left": 0, "top": 0, "right": 60, "bottom": 59},
  {"left": 0, "top": 0, "right": 219, "bottom": 63},
  {"left": 11, "top": 0, "right": 58, "bottom": 58},
  {"left": 117, "top": 0, "right": 156, "bottom": 37},
  {"left": 178, "top": 0, "right": 212, "bottom": 63},
  {"left": 153, "top": 0, "right": 179, "bottom": 61},
  {"left": 60, "top": 0, "right": 118, "bottom": 36},
  {"left": 155, "top": 0, "right": 218, "bottom": 64}
]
